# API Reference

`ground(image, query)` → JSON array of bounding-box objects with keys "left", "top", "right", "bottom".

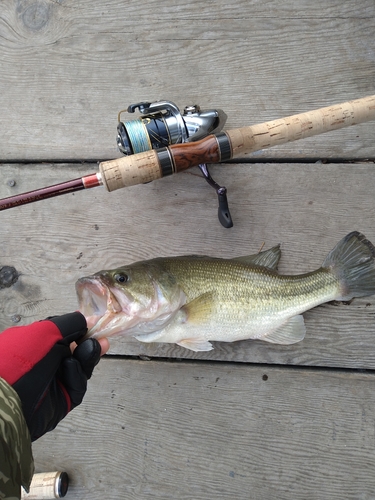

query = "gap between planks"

[{"left": 103, "top": 353, "right": 375, "bottom": 376}]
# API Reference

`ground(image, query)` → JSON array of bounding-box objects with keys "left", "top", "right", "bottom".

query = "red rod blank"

[{"left": 0, "top": 174, "right": 101, "bottom": 211}]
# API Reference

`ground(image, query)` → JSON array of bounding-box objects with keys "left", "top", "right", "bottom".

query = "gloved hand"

[{"left": 0, "top": 312, "right": 108, "bottom": 441}]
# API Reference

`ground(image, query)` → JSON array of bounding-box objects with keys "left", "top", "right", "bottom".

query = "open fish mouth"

[
  {"left": 75, "top": 277, "right": 127, "bottom": 336},
  {"left": 76, "top": 277, "right": 115, "bottom": 316}
]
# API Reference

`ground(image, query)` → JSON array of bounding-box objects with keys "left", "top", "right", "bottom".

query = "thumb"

[{"left": 73, "top": 338, "right": 102, "bottom": 379}]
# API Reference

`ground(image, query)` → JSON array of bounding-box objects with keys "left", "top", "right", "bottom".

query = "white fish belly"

[{"left": 153, "top": 309, "right": 293, "bottom": 344}]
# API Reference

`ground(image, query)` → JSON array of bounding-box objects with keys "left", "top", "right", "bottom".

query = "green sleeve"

[{"left": 0, "top": 377, "right": 34, "bottom": 500}]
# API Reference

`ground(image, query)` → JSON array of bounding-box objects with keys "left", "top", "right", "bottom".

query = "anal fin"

[
  {"left": 177, "top": 338, "right": 214, "bottom": 352},
  {"left": 262, "top": 315, "right": 306, "bottom": 345}
]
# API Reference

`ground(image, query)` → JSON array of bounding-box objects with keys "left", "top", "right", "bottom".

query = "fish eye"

[{"left": 114, "top": 273, "right": 129, "bottom": 284}]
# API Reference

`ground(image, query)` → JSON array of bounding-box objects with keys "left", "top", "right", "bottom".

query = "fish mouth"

[
  {"left": 76, "top": 277, "right": 116, "bottom": 315},
  {"left": 76, "top": 277, "right": 126, "bottom": 337}
]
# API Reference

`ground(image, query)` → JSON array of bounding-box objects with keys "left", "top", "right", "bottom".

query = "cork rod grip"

[
  {"left": 99, "top": 150, "right": 162, "bottom": 191},
  {"left": 226, "top": 95, "right": 375, "bottom": 156},
  {"left": 99, "top": 95, "right": 375, "bottom": 192}
]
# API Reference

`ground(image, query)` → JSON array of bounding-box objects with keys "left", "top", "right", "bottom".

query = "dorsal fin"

[{"left": 233, "top": 245, "right": 281, "bottom": 270}]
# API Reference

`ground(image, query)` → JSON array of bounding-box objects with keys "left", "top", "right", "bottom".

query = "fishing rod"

[{"left": 1, "top": 95, "right": 375, "bottom": 227}]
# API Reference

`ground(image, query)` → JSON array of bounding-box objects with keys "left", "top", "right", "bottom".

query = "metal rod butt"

[{"left": 21, "top": 471, "right": 69, "bottom": 499}]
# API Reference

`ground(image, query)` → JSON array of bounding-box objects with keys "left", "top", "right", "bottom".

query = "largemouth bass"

[{"left": 76, "top": 232, "right": 375, "bottom": 351}]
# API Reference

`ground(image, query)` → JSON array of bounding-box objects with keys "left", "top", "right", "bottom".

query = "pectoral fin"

[
  {"left": 177, "top": 339, "right": 214, "bottom": 351},
  {"left": 234, "top": 245, "right": 281, "bottom": 270},
  {"left": 181, "top": 292, "right": 215, "bottom": 324},
  {"left": 262, "top": 315, "right": 306, "bottom": 345}
]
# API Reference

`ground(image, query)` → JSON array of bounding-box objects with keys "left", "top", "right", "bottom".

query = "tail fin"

[{"left": 322, "top": 231, "right": 375, "bottom": 300}]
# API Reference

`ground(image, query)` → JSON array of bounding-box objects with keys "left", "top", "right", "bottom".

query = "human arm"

[{"left": 0, "top": 312, "right": 108, "bottom": 498}]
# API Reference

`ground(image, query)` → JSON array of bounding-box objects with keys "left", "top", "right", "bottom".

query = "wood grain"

[
  {"left": 0, "top": 1, "right": 374, "bottom": 160},
  {"left": 31, "top": 358, "right": 375, "bottom": 500},
  {"left": 171, "top": 135, "right": 221, "bottom": 171},
  {"left": 1, "top": 4, "right": 374, "bottom": 499},
  {"left": 1, "top": 161, "right": 374, "bottom": 368}
]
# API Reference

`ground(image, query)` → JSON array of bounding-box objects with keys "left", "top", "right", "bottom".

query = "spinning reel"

[{"left": 117, "top": 100, "right": 233, "bottom": 228}]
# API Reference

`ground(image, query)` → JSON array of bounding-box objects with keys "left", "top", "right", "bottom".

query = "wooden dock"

[{"left": 1, "top": 1, "right": 375, "bottom": 498}]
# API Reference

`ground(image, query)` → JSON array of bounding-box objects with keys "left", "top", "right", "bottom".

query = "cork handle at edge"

[{"left": 226, "top": 95, "right": 375, "bottom": 157}]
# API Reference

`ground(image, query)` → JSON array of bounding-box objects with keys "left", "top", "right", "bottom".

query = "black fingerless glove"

[{"left": 0, "top": 312, "right": 101, "bottom": 441}]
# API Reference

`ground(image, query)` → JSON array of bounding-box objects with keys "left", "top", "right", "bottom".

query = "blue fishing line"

[{"left": 125, "top": 120, "right": 151, "bottom": 153}]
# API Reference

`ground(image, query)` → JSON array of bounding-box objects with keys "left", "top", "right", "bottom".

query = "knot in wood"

[{"left": 0, "top": 266, "right": 19, "bottom": 289}]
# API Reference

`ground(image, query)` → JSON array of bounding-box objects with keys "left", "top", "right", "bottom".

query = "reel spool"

[{"left": 117, "top": 100, "right": 227, "bottom": 155}]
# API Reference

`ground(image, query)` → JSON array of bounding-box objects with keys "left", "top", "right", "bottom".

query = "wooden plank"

[
  {"left": 0, "top": 161, "right": 374, "bottom": 368},
  {"left": 31, "top": 358, "right": 375, "bottom": 500},
  {"left": 0, "top": 1, "right": 374, "bottom": 161}
]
